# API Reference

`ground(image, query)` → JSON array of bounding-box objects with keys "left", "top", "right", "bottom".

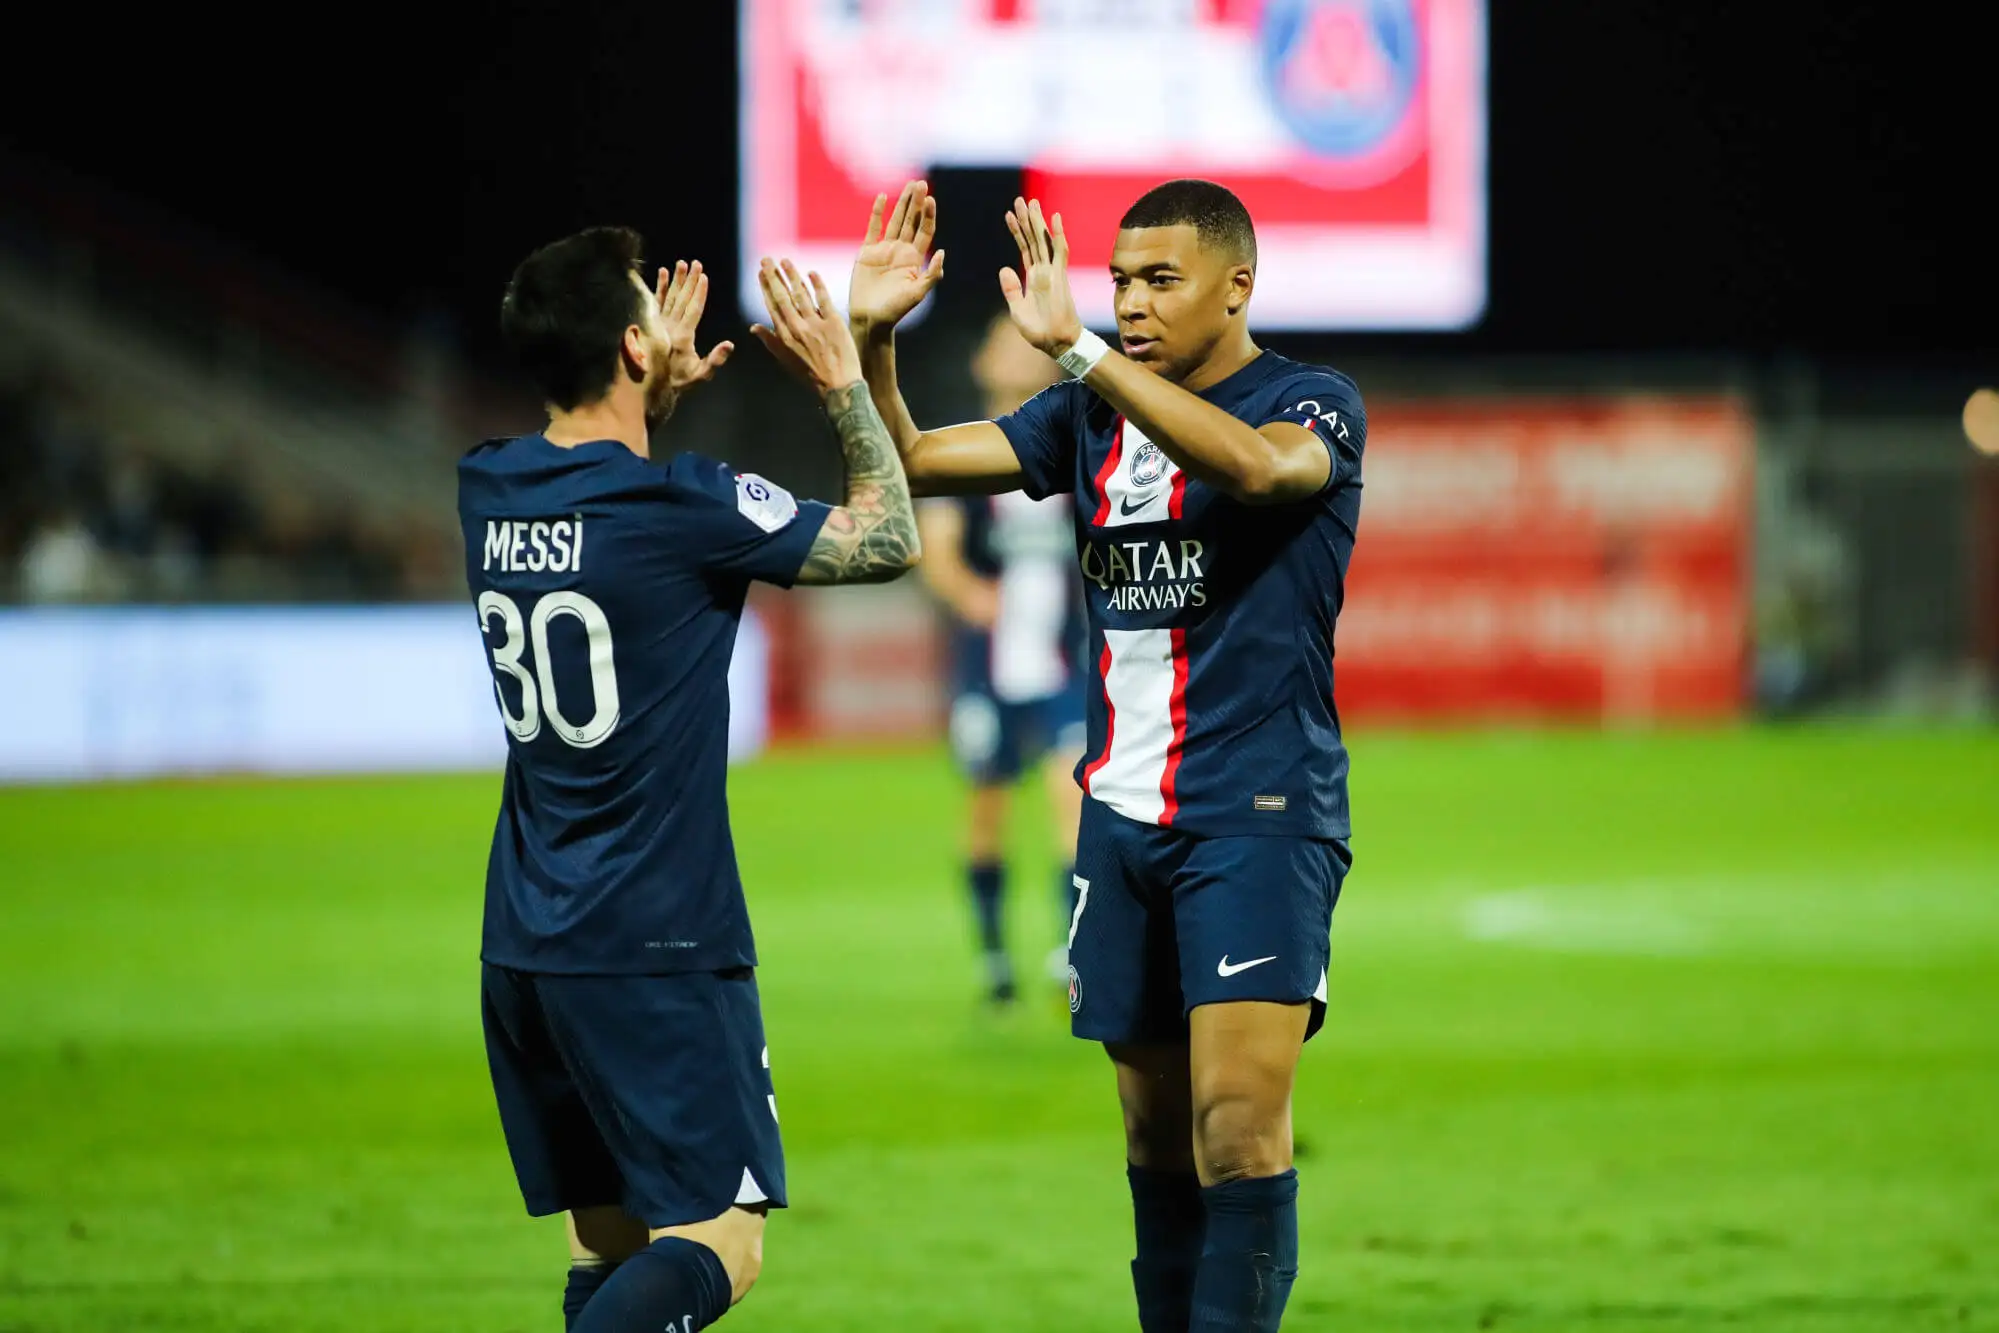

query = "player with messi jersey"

[
  {"left": 847, "top": 179, "right": 1364, "bottom": 1332},
  {"left": 460, "top": 229, "right": 917, "bottom": 1332}
]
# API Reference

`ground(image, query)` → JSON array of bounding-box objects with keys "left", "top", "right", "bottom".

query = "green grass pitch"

[{"left": 2, "top": 727, "right": 1995, "bottom": 1331}]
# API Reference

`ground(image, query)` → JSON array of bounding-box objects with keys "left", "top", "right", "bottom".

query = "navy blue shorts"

[
  {"left": 1066, "top": 798, "right": 1351, "bottom": 1044},
  {"left": 947, "top": 685, "right": 1087, "bottom": 785},
  {"left": 480, "top": 964, "right": 786, "bottom": 1228}
]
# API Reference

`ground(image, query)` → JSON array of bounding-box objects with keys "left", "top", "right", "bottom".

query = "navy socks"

[
  {"left": 568, "top": 1236, "right": 732, "bottom": 1332},
  {"left": 968, "top": 861, "right": 1013, "bottom": 998},
  {"left": 1128, "top": 1164, "right": 1205, "bottom": 1332},
  {"left": 1189, "top": 1170, "right": 1300, "bottom": 1332}
]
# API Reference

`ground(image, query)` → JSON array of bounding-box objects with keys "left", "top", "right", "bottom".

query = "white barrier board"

[{"left": 0, "top": 606, "right": 769, "bottom": 783}]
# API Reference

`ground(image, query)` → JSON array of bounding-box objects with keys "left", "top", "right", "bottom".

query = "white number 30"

[{"left": 477, "top": 590, "right": 622, "bottom": 749}]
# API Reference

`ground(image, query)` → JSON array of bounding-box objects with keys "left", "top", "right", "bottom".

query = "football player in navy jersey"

[
  {"left": 847, "top": 179, "right": 1364, "bottom": 1332},
  {"left": 916, "top": 312, "right": 1087, "bottom": 1006},
  {"left": 460, "top": 229, "right": 917, "bottom": 1333}
]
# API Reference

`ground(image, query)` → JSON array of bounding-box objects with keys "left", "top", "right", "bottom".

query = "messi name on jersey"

[{"left": 483, "top": 517, "right": 586, "bottom": 574}]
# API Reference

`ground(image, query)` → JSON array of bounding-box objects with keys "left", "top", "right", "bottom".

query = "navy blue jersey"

[
  {"left": 458, "top": 435, "right": 831, "bottom": 974},
  {"left": 995, "top": 351, "right": 1365, "bottom": 840},
  {"left": 929, "top": 491, "right": 1087, "bottom": 702}
]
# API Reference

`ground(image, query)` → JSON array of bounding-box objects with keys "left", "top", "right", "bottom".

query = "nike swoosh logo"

[
  {"left": 1118, "top": 494, "right": 1155, "bottom": 517},
  {"left": 1217, "top": 955, "right": 1278, "bottom": 977}
]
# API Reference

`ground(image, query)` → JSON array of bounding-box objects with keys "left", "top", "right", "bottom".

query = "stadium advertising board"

[
  {"left": 740, "top": 0, "right": 1487, "bottom": 331},
  {"left": 758, "top": 398, "right": 1754, "bottom": 739},
  {"left": 1336, "top": 397, "right": 1754, "bottom": 720},
  {"left": 0, "top": 607, "right": 771, "bottom": 783}
]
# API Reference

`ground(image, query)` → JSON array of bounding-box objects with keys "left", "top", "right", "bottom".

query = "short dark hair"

[
  {"left": 1118, "top": 180, "right": 1257, "bottom": 269},
  {"left": 500, "top": 226, "right": 647, "bottom": 411}
]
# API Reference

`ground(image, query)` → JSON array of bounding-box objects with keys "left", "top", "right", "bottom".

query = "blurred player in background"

[
  {"left": 916, "top": 312, "right": 1085, "bottom": 1006},
  {"left": 848, "top": 179, "right": 1365, "bottom": 1333},
  {"left": 460, "top": 231, "right": 917, "bottom": 1332}
]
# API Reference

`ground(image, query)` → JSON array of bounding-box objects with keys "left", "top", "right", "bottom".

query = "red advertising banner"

[
  {"left": 760, "top": 397, "right": 1755, "bottom": 740},
  {"left": 754, "top": 582, "right": 947, "bottom": 743},
  {"left": 1335, "top": 397, "right": 1755, "bottom": 721}
]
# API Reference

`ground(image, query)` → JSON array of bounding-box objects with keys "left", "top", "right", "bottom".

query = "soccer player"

[
  {"left": 916, "top": 312, "right": 1086, "bottom": 1005},
  {"left": 848, "top": 179, "right": 1364, "bottom": 1331},
  {"left": 459, "top": 229, "right": 918, "bottom": 1332}
]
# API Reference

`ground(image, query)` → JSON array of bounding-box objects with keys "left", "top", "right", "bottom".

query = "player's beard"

[{"left": 642, "top": 375, "right": 680, "bottom": 428}]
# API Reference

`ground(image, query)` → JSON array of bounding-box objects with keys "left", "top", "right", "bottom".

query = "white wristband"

[{"left": 1054, "top": 328, "right": 1110, "bottom": 379}]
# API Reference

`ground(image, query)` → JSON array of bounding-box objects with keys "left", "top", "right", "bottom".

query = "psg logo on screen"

[{"left": 1260, "top": 0, "right": 1422, "bottom": 173}]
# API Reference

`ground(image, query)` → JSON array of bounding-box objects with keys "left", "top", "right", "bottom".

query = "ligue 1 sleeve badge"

[
  {"left": 1260, "top": 0, "right": 1425, "bottom": 187},
  {"left": 735, "top": 471, "right": 799, "bottom": 533}
]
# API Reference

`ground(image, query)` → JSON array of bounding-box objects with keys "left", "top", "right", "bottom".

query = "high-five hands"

[
  {"left": 848, "top": 180, "right": 946, "bottom": 331},
  {"left": 999, "top": 197, "right": 1085, "bottom": 358},
  {"left": 655, "top": 260, "right": 733, "bottom": 394},
  {"left": 750, "top": 258, "right": 864, "bottom": 397},
  {"left": 841, "top": 183, "right": 1080, "bottom": 359}
]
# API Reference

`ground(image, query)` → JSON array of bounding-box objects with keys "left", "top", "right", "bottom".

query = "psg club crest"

[
  {"left": 1259, "top": 0, "right": 1423, "bottom": 178},
  {"left": 1067, "top": 965, "right": 1082, "bottom": 1014},
  {"left": 1129, "top": 442, "right": 1168, "bottom": 487}
]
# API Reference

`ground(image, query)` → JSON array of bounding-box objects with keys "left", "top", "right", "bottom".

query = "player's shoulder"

[
  {"left": 661, "top": 452, "right": 802, "bottom": 534},
  {"left": 660, "top": 450, "right": 740, "bottom": 503},
  {"left": 459, "top": 432, "right": 667, "bottom": 507},
  {"left": 458, "top": 432, "right": 656, "bottom": 478},
  {"left": 458, "top": 432, "right": 532, "bottom": 477},
  {"left": 1017, "top": 376, "right": 1096, "bottom": 425},
  {"left": 458, "top": 433, "right": 564, "bottom": 505},
  {"left": 1257, "top": 353, "right": 1364, "bottom": 413}
]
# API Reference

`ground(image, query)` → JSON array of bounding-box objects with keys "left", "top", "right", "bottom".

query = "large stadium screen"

[{"left": 739, "top": 0, "right": 1487, "bottom": 331}]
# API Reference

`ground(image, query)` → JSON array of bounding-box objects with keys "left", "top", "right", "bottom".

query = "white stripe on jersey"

[
  {"left": 1099, "top": 421, "right": 1180, "bottom": 529},
  {"left": 988, "top": 491, "right": 1072, "bottom": 702},
  {"left": 1087, "top": 627, "right": 1177, "bottom": 824}
]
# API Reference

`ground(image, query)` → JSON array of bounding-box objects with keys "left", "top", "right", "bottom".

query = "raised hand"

[
  {"left": 848, "top": 180, "right": 946, "bottom": 331},
  {"left": 999, "top": 197, "right": 1084, "bottom": 358},
  {"left": 750, "top": 258, "right": 864, "bottom": 397},
  {"left": 655, "top": 260, "right": 734, "bottom": 393}
]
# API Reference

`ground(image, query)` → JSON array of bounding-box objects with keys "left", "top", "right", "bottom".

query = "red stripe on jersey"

[
  {"left": 1168, "top": 467, "right": 1187, "bottom": 519},
  {"left": 1080, "top": 641, "right": 1116, "bottom": 795},
  {"left": 1158, "top": 628, "right": 1190, "bottom": 825},
  {"left": 1091, "top": 417, "right": 1126, "bottom": 526},
  {"left": 990, "top": 0, "right": 1021, "bottom": 18}
]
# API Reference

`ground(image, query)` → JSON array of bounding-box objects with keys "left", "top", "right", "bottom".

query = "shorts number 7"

[{"left": 1068, "top": 875, "right": 1091, "bottom": 950}]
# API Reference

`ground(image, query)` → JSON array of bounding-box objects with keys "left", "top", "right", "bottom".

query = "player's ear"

[
  {"left": 621, "top": 323, "right": 650, "bottom": 381},
  {"left": 1226, "top": 264, "right": 1254, "bottom": 317}
]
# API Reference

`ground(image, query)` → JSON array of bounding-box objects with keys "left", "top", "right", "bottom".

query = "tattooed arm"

[
  {"left": 793, "top": 382, "right": 921, "bottom": 584},
  {"left": 747, "top": 257, "right": 921, "bottom": 585}
]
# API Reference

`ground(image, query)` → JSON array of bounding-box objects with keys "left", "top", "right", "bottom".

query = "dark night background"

[{"left": 2, "top": 2, "right": 1991, "bottom": 378}]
